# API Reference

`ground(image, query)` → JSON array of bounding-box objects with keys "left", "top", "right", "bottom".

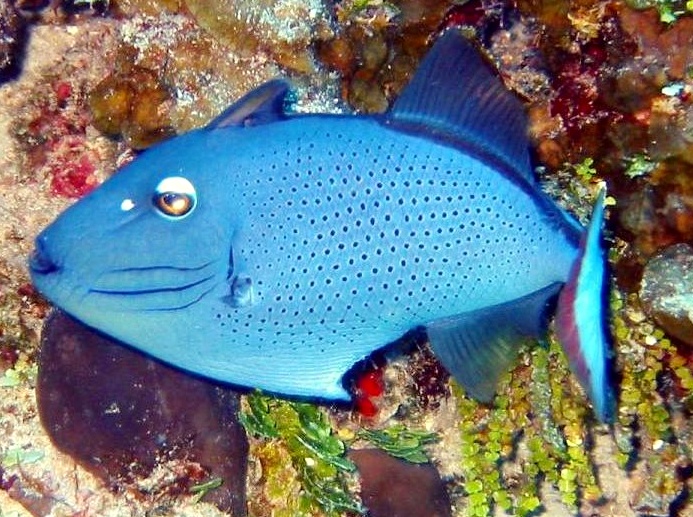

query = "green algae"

[
  {"left": 625, "top": 0, "right": 693, "bottom": 23},
  {"left": 0, "top": 288, "right": 39, "bottom": 387},
  {"left": 454, "top": 343, "right": 599, "bottom": 516},
  {"left": 0, "top": 290, "right": 38, "bottom": 357},
  {"left": 1, "top": 448, "right": 44, "bottom": 468},
  {"left": 624, "top": 153, "right": 657, "bottom": 178},
  {"left": 570, "top": 157, "right": 598, "bottom": 182},
  {"left": 241, "top": 391, "right": 363, "bottom": 515},
  {"left": 0, "top": 362, "right": 37, "bottom": 388},
  {"left": 189, "top": 477, "right": 223, "bottom": 504},
  {"left": 454, "top": 336, "right": 601, "bottom": 516},
  {"left": 240, "top": 391, "right": 450, "bottom": 514},
  {"left": 337, "top": 0, "right": 400, "bottom": 21},
  {"left": 253, "top": 440, "right": 306, "bottom": 516},
  {"left": 614, "top": 296, "right": 693, "bottom": 514},
  {"left": 357, "top": 425, "right": 437, "bottom": 464},
  {"left": 455, "top": 372, "right": 517, "bottom": 517},
  {"left": 451, "top": 280, "right": 692, "bottom": 516}
]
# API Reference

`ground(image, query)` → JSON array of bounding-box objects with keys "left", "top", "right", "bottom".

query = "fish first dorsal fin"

[
  {"left": 207, "top": 79, "right": 290, "bottom": 129},
  {"left": 386, "top": 30, "right": 533, "bottom": 182},
  {"left": 427, "top": 283, "right": 562, "bottom": 402}
]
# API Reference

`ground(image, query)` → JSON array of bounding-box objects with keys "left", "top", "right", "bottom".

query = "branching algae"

[
  {"left": 239, "top": 274, "right": 693, "bottom": 516},
  {"left": 356, "top": 425, "right": 437, "bottom": 464},
  {"left": 240, "top": 392, "right": 363, "bottom": 516}
]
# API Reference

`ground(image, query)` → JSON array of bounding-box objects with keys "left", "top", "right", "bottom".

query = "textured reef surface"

[
  {"left": 37, "top": 311, "right": 248, "bottom": 515},
  {"left": 1, "top": 0, "right": 692, "bottom": 515}
]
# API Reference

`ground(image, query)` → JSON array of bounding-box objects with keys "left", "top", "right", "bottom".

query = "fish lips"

[
  {"left": 28, "top": 233, "right": 69, "bottom": 308},
  {"left": 29, "top": 235, "right": 61, "bottom": 276}
]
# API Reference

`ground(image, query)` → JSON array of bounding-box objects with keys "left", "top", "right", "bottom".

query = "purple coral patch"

[{"left": 36, "top": 310, "right": 248, "bottom": 515}]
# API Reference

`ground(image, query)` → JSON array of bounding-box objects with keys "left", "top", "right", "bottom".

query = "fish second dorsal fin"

[
  {"left": 207, "top": 79, "right": 290, "bottom": 129},
  {"left": 427, "top": 283, "right": 562, "bottom": 402},
  {"left": 386, "top": 30, "right": 533, "bottom": 182}
]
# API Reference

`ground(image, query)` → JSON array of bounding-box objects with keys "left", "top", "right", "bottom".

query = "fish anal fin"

[
  {"left": 427, "top": 283, "right": 562, "bottom": 402},
  {"left": 207, "top": 79, "right": 290, "bottom": 129}
]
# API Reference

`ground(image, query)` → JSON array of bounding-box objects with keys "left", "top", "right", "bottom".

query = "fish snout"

[{"left": 29, "top": 235, "right": 60, "bottom": 275}]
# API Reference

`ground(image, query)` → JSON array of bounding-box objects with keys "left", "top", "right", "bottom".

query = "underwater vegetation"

[
  {"left": 625, "top": 0, "right": 693, "bottom": 23},
  {"left": 241, "top": 392, "right": 362, "bottom": 516},
  {"left": 0, "top": 0, "right": 692, "bottom": 516}
]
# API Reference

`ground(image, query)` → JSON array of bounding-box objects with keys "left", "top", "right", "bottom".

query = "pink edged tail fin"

[{"left": 556, "top": 187, "right": 615, "bottom": 422}]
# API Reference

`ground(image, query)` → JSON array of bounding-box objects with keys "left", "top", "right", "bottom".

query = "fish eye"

[{"left": 153, "top": 176, "right": 197, "bottom": 219}]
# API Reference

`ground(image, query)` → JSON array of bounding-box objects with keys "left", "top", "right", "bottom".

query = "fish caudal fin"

[
  {"left": 556, "top": 187, "right": 615, "bottom": 422},
  {"left": 427, "top": 283, "right": 562, "bottom": 402}
]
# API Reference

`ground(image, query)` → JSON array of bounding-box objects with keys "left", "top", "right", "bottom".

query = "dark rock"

[
  {"left": 36, "top": 310, "right": 248, "bottom": 515},
  {"left": 0, "top": 0, "right": 24, "bottom": 79},
  {"left": 349, "top": 448, "right": 451, "bottom": 517},
  {"left": 640, "top": 243, "right": 693, "bottom": 347},
  {"left": 14, "top": 0, "right": 49, "bottom": 11}
]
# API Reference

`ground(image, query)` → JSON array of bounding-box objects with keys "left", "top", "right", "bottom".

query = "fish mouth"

[
  {"left": 29, "top": 238, "right": 60, "bottom": 275},
  {"left": 86, "top": 261, "right": 222, "bottom": 312}
]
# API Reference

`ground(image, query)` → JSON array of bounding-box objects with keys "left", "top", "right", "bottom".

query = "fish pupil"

[{"left": 156, "top": 192, "right": 192, "bottom": 216}]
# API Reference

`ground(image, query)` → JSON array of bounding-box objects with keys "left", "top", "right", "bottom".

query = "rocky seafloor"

[{"left": 1, "top": 0, "right": 692, "bottom": 515}]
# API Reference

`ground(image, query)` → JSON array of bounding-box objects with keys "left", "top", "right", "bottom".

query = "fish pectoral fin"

[
  {"left": 207, "top": 79, "right": 291, "bottom": 129},
  {"left": 223, "top": 275, "right": 255, "bottom": 308},
  {"left": 427, "top": 283, "right": 562, "bottom": 402}
]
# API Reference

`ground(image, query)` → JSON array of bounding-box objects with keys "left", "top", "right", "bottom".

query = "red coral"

[
  {"left": 49, "top": 142, "right": 98, "bottom": 197},
  {"left": 54, "top": 82, "right": 72, "bottom": 108},
  {"left": 353, "top": 365, "right": 385, "bottom": 417},
  {"left": 16, "top": 283, "right": 36, "bottom": 298},
  {"left": 549, "top": 50, "right": 616, "bottom": 138},
  {"left": 0, "top": 344, "right": 20, "bottom": 370},
  {"left": 541, "top": 11, "right": 640, "bottom": 153},
  {"left": 440, "top": 0, "right": 486, "bottom": 30},
  {"left": 17, "top": 77, "right": 99, "bottom": 198}
]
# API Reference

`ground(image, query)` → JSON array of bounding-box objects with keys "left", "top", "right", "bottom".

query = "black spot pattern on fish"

[
  {"left": 29, "top": 31, "right": 610, "bottom": 416},
  {"left": 219, "top": 125, "right": 563, "bottom": 356}
]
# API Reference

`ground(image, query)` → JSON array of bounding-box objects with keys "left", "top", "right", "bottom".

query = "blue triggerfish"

[{"left": 29, "top": 30, "right": 615, "bottom": 421}]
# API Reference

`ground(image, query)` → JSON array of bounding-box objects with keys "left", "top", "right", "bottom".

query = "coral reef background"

[{"left": 1, "top": 0, "right": 692, "bottom": 515}]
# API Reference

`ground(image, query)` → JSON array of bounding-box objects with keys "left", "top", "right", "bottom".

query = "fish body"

[{"left": 30, "top": 31, "right": 614, "bottom": 420}]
